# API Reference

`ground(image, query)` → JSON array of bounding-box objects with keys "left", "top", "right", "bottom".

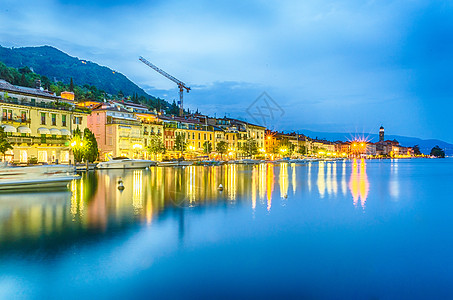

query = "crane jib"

[{"left": 139, "top": 56, "right": 190, "bottom": 116}]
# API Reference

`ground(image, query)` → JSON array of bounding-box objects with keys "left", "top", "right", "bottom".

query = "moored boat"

[
  {"left": 0, "top": 164, "right": 79, "bottom": 191},
  {"left": 96, "top": 157, "right": 157, "bottom": 169},
  {"left": 157, "top": 160, "right": 193, "bottom": 167},
  {"left": 236, "top": 159, "right": 263, "bottom": 165}
]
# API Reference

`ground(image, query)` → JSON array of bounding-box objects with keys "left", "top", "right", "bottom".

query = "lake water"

[{"left": 0, "top": 159, "right": 452, "bottom": 299}]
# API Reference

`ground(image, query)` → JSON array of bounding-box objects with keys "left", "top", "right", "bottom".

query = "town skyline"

[{"left": 2, "top": 1, "right": 453, "bottom": 143}]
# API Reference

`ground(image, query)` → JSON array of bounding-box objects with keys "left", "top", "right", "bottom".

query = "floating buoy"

[
  {"left": 118, "top": 178, "right": 124, "bottom": 190},
  {"left": 217, "top": 184, "right": 224, "bottom": 191},
  {"left": 283, "top": 194, "right": 288, "bottom": 199}
]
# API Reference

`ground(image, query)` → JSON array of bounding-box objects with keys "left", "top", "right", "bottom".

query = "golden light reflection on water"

[
  {"left": 279, "top": 163, "right": 288, "bottom": 199},
  {"left": 267, "top": 164, "right": 274, "bottom": 211},
  {"left": 0, "top": 161, "right": 376, "bottom": 246},
  {"left": 349, "top": 159, "right": 370, "bottom": 209}
]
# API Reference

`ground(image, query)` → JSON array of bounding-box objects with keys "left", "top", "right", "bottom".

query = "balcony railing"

[
  {"left": 106, "top": 119, "right": 141, "bottom": 126},
  {"left": 7, "top": 135, "right": 69, "bottom": 145},
  {"left": 1, "top": 117, "right": 31, "bottom": 124},
  {"left": 141, "top": 120, "right": 163, "bottom": 125},
  {"left": 0, "top": 97, "right": 91, "bottom": 114}
]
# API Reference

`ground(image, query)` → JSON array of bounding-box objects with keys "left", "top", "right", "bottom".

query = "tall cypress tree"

[{"left": 69, "top": 78, "right": 74, "bottom": 92}]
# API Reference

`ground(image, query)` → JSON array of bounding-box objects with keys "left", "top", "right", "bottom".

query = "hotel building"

[{"left": 0, "top": 80, "right": 89, "bottom": 164}]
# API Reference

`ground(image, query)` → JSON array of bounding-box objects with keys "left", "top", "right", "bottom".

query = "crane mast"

[{"left": 139, "top": 56, "right": 190, "bottom": 117}]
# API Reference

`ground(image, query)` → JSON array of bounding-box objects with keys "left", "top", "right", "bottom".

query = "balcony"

[
  {"left": 0, "top": 96, "right": 91, "bottom": 114},
  {"left": 0, "top": 96, "right": 83, "bottom": 113},
  {"left": 106, "top": 118, "right": 141, "bottom": 126},
  {"left": 1, "top": 117, "right": 31, "bottom": 124},
  {"left": 141, "top": 120, "right": 163, "bottom": 125},
  {"left": 7, "top": 135, "right": 69, "bottom": 146}
]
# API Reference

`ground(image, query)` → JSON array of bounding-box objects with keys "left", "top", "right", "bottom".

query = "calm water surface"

[{"left": 1, "top": 159, "right": 452, "bottom": 299}]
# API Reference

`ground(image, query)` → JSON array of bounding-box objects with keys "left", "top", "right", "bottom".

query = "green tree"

[
  {"left": 430, "top": 145, "right": 445, "bottom": 158},
  {"left": 169, "top": 100, "right": 179, "bottom": 115},
  {"left": 0, "top": 127, "right": 13, "bottom": 161},
  {"left": 413, "top": 145, "right": 421, "bottom": 156},
  {"left": 71, "top": 127, "right": 84, "bottom": 163},
  {"left": 174, "top": 134, "right": 186, "bottom": 153},
  {"left": 298, "top": 145, "right": 307, "bottom": 155},
  {"left": 241, "top": 138, "right": 258, "bottom": 158},
  {"left": 216, "top": 141, "right": 228, "bottom": 159},
  {"left": 203, "top": 141, "right": 212, "bottom": 155},
  {"left": 83, "top": 128, "right": 99, "bottom": 163},
  {"left": 146, "top": 135, "right": 166, "bottom": 159},
  {"left": 69, "top": 77, "right": 74, "bottom": 92}
]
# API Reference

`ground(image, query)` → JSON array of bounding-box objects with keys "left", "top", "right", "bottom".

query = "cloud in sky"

[{"left": 1, "top": 0, "right": 453, "bottom": 142}]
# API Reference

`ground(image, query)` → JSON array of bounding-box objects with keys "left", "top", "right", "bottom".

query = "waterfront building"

[
  {"left": 208, "top": 117, "right": 265, "bottom": 158},
  {"left": 312, "top": 139, "right": 335, "bottom": 155},
  {"left": 0, "top": 80, "right": 89, "bottom": 164},
  {"left": 111, "top": 100, "right": 152, "bottom": 114},
  {"left": 156, "top": 114, "right": 216, "bottom": 158},
  {"left": 134, "top": 112, "right": 164, "bottom": 159},
  {"left": 374, "top": 126, "right": 414, "bottom": 157},
  {"left": 88, "top": 102, "right": 143, "bottom": 160}
]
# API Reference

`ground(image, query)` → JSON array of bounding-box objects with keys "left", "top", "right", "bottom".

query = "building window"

[
  {"left": 51, "top": 114, "right": 56, "bottom": 126},
  {"left": 2, "top": 110, "right": 6, "bottom": 120},
  {"left": 210, "top": 134, "right": 212, "bottom": 140},
  {"left": 38, "top": 151, "right": 48, "bottom": 163},
  {"left": 74, "top": 116, "right": 81, "bottom": 125},
  {"left": 204, "top": 133, "right": 206, "bottom": 140},
  {"left": 198, "top": 133, "right": 201, "bottom": 139},
  {"left": 62, "top": 115, "right": 66, "bottom": 127},
  {"left": 60, "top": 151, "right": 69, "bottom": 163},
  {"left": 41, "top": 112, "right": 46, "bottom": 125},
  {"left": 20, "top": 150, "right": 27, "bottom": 163},
  {"left": 20, "top": 111, "right": 27, "bottom": 122}
]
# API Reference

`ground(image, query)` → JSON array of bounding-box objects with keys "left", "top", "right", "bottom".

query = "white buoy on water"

[
  {"left": 118, "top": 178, "right": 124, "bottom": 190},
  {"left": 218, "top": 184, "right": 224, "bottom": 191}
]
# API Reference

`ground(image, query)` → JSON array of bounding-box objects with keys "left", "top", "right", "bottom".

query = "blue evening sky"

[{"left": 1, "top": 0, "right": 453, "bottom": 142}]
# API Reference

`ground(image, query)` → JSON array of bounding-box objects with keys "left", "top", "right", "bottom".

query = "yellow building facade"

[{"left": 0, "top": 80, "right": 89, "bottom": 164}]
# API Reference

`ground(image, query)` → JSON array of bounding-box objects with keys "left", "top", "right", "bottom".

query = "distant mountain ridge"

[
  {"left": 299, "top": 129, "right": 453, "bottom": 155},
  {"left": 0, "top": 45, "right": 150, "bottom": 99}
]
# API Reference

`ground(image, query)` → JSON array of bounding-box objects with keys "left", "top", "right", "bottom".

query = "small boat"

[
  {"left": 157, "top": 160, "right": 193, "bottom": 167},
  {"left": 289, "top": 158, "right": 309, "bottom": 164},
  {"left": 96, "top": 157, "right": 157, "bottom": 169},
  {"left": 0, "top": 164, "right": 79, "bottom": 191},
  {"left": 236, "top": 159, "right": 263, "bottom": 165},
  {"left": 193, "top": 160, "right": 223, "bottom": 166}
]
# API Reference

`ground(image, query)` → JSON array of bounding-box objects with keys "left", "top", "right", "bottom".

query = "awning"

[
  {"left": 37, "top": 127, "right": 51, "bottom": 135},
  {"left": 60, "top": 129, "right": 71, "bottom": 136},
  {"left": 119, "top": 126, "right": 131, "bottom": 130},
  {"left": 49, "top": 128, "right": 61, "bottom": 135},
  {"left": 17, "top": 126, "right": 32, "bottom": 134},
  {"left": 1, "top": 124, "right": 17, "bottom": 133}
]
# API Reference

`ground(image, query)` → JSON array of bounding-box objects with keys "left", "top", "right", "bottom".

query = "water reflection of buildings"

[
  {"left": 313, "top": 159, "right": 370, "bottom": 208},
  {"left": 0, "top": 161, "right": 374, "bottom": 253},
  {"left": 316, "top": 161, "right": 340, "bottom": 198},
  {"left": 349, "top": 159, "right": 370, "bottom": 209}
]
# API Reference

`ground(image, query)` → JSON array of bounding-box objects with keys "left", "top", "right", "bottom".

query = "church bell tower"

[{"left": 379, "top": 126, "right": 384, "bottom": 142}]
